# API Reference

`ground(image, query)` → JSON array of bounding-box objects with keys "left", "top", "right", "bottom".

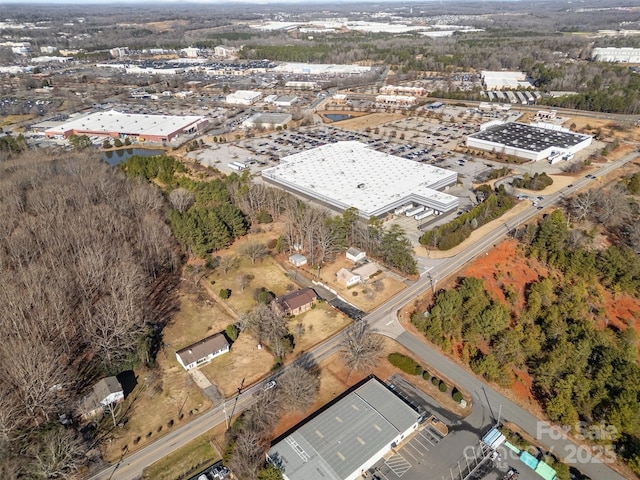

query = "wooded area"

[
  {"left": 413, "top": 206, "right": 640, "bottom": 475},
  {"left": 0, "top": 151, "right": 179, "bottom": 478},
  {"left": 420, "top": 185, "right": 515, "bottom": 250},
  {"left": 122, "top": 155, "right": 417, "bottom": 275}
]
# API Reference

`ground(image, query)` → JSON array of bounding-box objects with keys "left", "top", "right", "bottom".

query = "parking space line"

[
  {"left": 403, "top": 448, "right": 420, "bottom": 462},
  {"left": 419, "top": 431, "right": 437, "bottom": 446},
  {"left": 411, "top": 436, "right": 430, "bottom": 452}
]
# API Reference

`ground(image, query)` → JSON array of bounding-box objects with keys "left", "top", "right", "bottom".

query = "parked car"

[{"left": 264, "top": 380, "right": 277, "bottom": 391}]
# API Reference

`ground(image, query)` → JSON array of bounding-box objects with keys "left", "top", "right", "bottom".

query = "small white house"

[
  {"left": 336, "top": 267, "right": 361, "bottom": 287},
  {"left": 94, "top": 377, "right": 124, "bottom": 406},
  {"left": 346, "top": 247, "right": 366, "bottom": 263},
  {"left": 289, "top": 253, "right": 308, "bottom": 267},
  {"left": 352, "top": 262, "right": 379, "bottom": 280},
  {"left": 176, "top": 333, "right": 230, "bottom": 371}
]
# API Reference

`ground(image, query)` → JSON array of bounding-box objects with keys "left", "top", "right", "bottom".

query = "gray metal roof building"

[{"left": 267, "top": 377, "right": 420, "bottom": 480}]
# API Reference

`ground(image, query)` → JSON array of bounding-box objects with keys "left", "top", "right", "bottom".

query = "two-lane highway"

[{"left": 88, "top": 151, "right": 638, "bottom": 480}]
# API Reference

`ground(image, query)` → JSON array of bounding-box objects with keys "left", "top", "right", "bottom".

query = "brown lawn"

[
  {"left": 319, "top": 256, "right": 407, "bottom": 312},
  {"left": 270, "top": 335, "right": 471, "bottom": 440},
  {"left": 100, "top": 292, "right": 239, "bottom": 462},
  {"left": 201, "top": 301, "right": 352, "bottom": 398},
  {"left": 328, "top": 112, "right": 405, "bottom": 131},
  {"left": 286, "top": 302, "right": 352, "bottom": 352},
  {"left": 200, "top": 331, "right": 275, "bottom": 397}
]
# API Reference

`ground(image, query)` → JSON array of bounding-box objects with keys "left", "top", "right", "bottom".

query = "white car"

[{"left": 264, "top": 380, "right": 277, "bottom": 391}]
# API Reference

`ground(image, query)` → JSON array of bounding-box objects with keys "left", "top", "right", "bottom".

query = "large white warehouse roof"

[{"left": 262, "top": 141, "right": 459, "bottom": 218}]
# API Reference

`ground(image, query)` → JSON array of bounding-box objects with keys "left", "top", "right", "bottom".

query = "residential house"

[
  {"left": 273, "top": 288, "right": 318, "bottom": 316},
  {"left": 95, "top": 377, "right": 124, "bottom": 405},
  {"left": 352, "top": 262, "right": 379, "bottom": 281},
  {"left": 336, "top": 267, "right": 361, "bottom": 287},
  {"left": 176, "top": 333, "right": 230, "bottom": 371},
  {"left": 346, "top": 247, "right": 366, "bottom": 263},
  {"left": 81, "top": 376, "right": 124, "bottom": 417}
]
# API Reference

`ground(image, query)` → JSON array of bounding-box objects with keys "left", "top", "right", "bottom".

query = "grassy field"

[
  {"left": 100, "top": 293, "right": 222, "bottom": 463},
  {"left": 142, "top": 432, "right": 219, "bottom": 480}
]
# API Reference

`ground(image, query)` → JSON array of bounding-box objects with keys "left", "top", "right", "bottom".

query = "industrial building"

[
  {"left": 44, "top": 110, "right": 207, "bottom": 143},
  {"left": 273, "top": 95, "right": 299, "bottom": 107},
  {"left": 375, "top": 94, "right": 417, "bottom": 105},
  {"left": 592, "top": 47, "right": 640, "bottom": 63},
  {"left": 273, "top": 62, "right": 372, "bottom": 75},
  {"left": 226, "top": 90, "right": 263, "bottom": 105},
  {"left": 261, "top": 141, "right": 459, "bottom": 219},
  {"left": 481, "top": 71, "right": 534, "bottom": 91},
  {"left": 242, "top": 113, "right": 292, "bottom": 130},
  {"left": 466, "top": 121, "right": 592, "bottom": 162},
  {"left": 380, "top": 85, "right": 426, "bottom": 96},
  {"left": 267, "top": 377, "right": 421, "bottom": 480}
]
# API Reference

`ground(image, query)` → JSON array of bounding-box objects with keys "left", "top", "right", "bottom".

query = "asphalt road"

[{"left": 88, "top": 151, "right": 638, "bottom": 480}]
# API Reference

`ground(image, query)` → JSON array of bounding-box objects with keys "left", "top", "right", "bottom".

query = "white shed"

[
  {"left": 289, "top": 253, "right": 308, "bottom": 267},
  {"left": 346, "top": 247, "right": 366, "bottom": 263}
]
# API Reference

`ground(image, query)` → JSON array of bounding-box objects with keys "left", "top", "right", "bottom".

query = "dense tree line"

[
  {"left": 0, "top": 133, "right": 28, "bottom": 160},
  {"left": 420, "top": 185, "right": 515, "bottom": 250},
  {"left": 121, "top": 155, "right": 247, "bottom": 257},
  {"left": 512, "top": 172, "right": 553, "bottom": 191},
  {"left": 0, "top": 151, "right": 178, "bottom": 479},
  {"left": 413, "top": 209, "right": 640, "bottom": 474}
]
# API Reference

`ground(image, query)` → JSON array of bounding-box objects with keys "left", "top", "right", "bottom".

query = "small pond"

[
  {"left": 325, "top": 114, "right": 352, "bottom": 122},
  {"left": 102, "top": 148, "right": 165, "bottom": 166}
]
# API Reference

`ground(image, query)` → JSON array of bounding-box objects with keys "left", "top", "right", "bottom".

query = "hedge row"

[{"left": 388, "top": 352, "right": 465, "bottom": 404}]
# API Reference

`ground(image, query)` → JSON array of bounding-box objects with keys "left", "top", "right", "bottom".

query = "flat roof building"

[
  {"left": 226, "top": 90, "right": 262, "bottom": 105},
  {"left": 273, "top": 62, "right": 372, "bottom": 75},
  {"left": 242, "top": 112, "right": 292, "bottom": 130},
  {"left": 44, "top": 110, "right": 207, "bottom": 143},
  {"left": 481, "top": 71, "right": 534, "bottom": 91},
  {"left": 592, "top": 47, "right": 640, "bottom": 63},
  {"left": 267, "top": 377, "right": 420, "bottom": 480},
  {"left": 261, "top": 141, "right": 459, "bottom": 219},
  {"left": 466, "top": 122, "right": 592, "bottom": 162}
]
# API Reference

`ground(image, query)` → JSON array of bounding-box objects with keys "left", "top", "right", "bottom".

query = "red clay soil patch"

[
  {"left": 510, "top": 368, "right": 542, "bottom": 415},
  {"left": 598, "top": 288, "right": 640, "bottom": 343},
  {"left": 461, "top": 239, "right": 547, "bottom": 311}
]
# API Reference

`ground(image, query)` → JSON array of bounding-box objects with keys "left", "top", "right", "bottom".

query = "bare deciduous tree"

[
  {"left": 238, "top": 273, "right": 255, "bottom": 292},
  {"left": 228, "top": 429, "right": 267, "bottom": 480},
  {"left": 239, "top": 242, "right": 269, "bottom": 264},
  {"left": 276, "top": 364, "right": 320, "bottom": 413},
  {"left": 340, "top": 322, "right": 383, "bottom": 380},
  {"left": 168, "top": 187, "right": 195, "bottom": 214},
  {"left": 219, "top": 255, "right": 240, "bottom": 275}
]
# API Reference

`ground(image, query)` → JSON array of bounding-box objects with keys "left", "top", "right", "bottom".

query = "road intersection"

[{"left": 89, "top": 151, "right": 638, "bottom": 480}]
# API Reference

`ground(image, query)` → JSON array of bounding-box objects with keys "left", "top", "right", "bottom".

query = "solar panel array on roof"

[{"left": 468, "top": 122, "right": 589, "bottom": 153}]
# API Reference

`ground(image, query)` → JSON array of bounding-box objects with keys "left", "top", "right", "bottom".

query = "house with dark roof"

[
  {"left": 273, "top": 288, "right": 318, "bottom": 316},
  {"left": 176, "top": 333, "right": 230, "bottom": 371}
]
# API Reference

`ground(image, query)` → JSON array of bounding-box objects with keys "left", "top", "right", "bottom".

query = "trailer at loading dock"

[
  {"left": 394, "top": 204, "right": 414, "bottom": 215},
  {"left": 406, "top": 206, "right": 425, "bottom": 217},
  {"left": 414, "top": 209, "right": 433, "bottom": 220}
]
